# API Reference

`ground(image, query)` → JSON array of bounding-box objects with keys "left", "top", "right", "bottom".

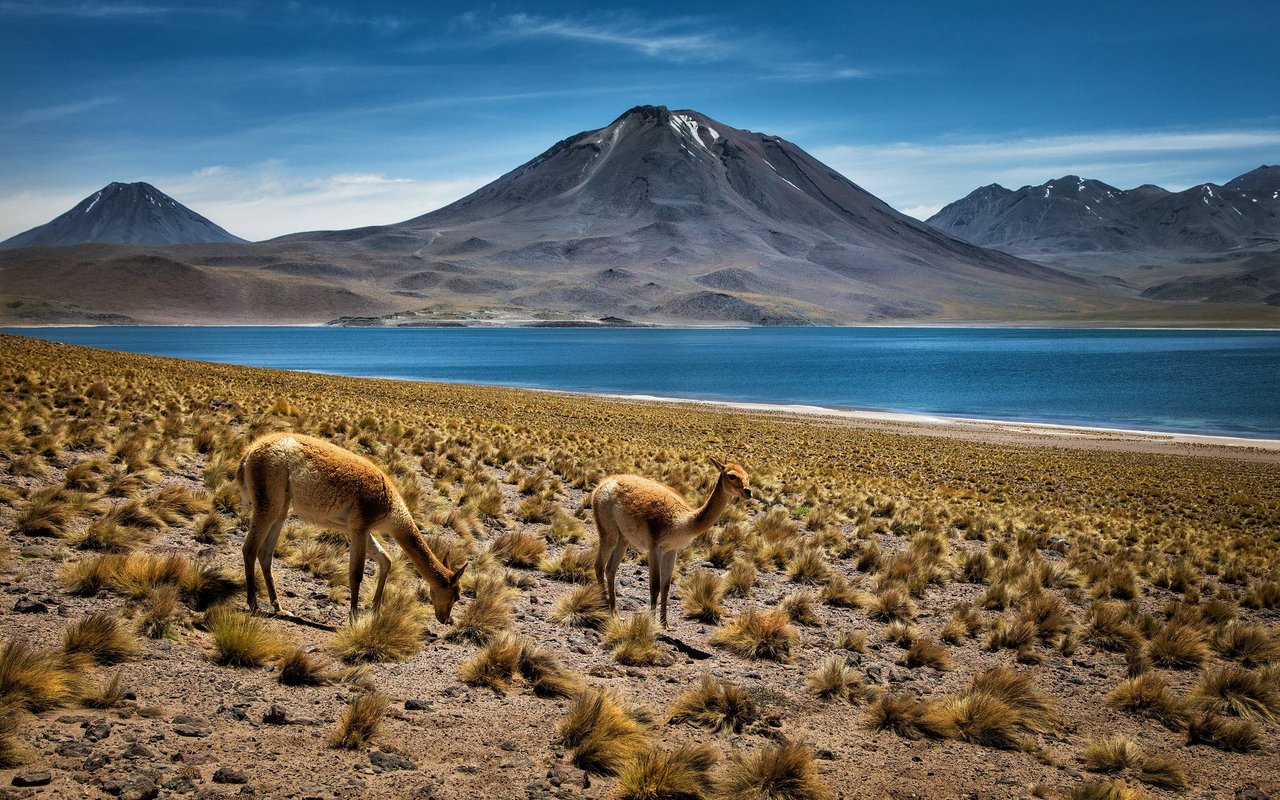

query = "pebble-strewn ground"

[{"left": 0, "top": 333, "right": 1277, "bottom": 800}]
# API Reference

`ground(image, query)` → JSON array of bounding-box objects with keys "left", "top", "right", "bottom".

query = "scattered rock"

[
  {"left": 212, "top": 768, "right": 248, "bottom": 785},
  {"left": 546, "top": 764, "right": 589, "bottom": 789},
  {"left": 403, "top": 699, "right": 434, "bottom": 712},
  {"left": 56, "top": 742, "right": 92, "bottom": 757},
  {"left": 171, "top": 715, "right": 210, "bottom": 738},
  {"left": 262, "top": 705, "right": 289, "bottom": 725},
  {"left": 1236, "top": 788, "right": 1270, "bottom": 800},
  {"left": 500, "top": 741, "right": 517, "bottom": 751},
  {"left": 299, "top": 785, "right": 327, "bottom": 800},
  {"left": 13, "top": 598, "right": 47, "bottom": 613},
  {"left": 162, "top": 776, "right": 196, "bottom": 793},
  {"left": 83, "top": 718, "right": 113, "bottom": 742},
  {"left": 12, "top": 772, "right": 52, "bottom": 787},
  {"left": 124, "top": 743, "right": 158, "bottom": 760},
  {"left": 369, "top": 751, "right": 415, "bottom": 771},
  {"left": 84, "top": 753, "right": 111, "bottom": 771}
]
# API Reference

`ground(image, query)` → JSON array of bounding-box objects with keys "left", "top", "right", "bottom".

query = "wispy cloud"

[
  {"left": 0, "top": 1, "right": 239, "bottom": 18},
  {"left": 486, "top": 11, "right": 737, "bottom": 62},
  {"left": 6, "top": 96, "right": 117, "bottom": 126},
  {"left": 156, "top": 164, "right": 492, "bottom": 239},
  {"left": 763, "top": 61, "right": 872, "bottom": 82},
  {"left": 815, "top": 128, "right": 1280, "bottom": 219}
]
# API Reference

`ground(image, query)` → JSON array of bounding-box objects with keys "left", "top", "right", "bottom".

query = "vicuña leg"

[
  {"left": 368, "top": 533, "right": 392, "bottom": 611},
  {"left": 658, "top": 549, "right": 677, "bottom": 628},
  {"left": 647, "top": 546, "right": 661, "bottom": 616},
  {"left": 347, "top": 525, "right": 370, "bottom": 619},
  {"left": 256, "top": 505, "right": 288, "bottom": 614},
  {"left": 604, "top": 539, "right": 626, "bottom": 611}
]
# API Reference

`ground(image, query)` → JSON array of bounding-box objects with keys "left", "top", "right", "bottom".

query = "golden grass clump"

[
  {"left": 332, "top": 601, "right": 425, "bottom": 664},
  {"left": 667, "top": 674, "right": 759, "bottom": 733},
  {"left": 807, "top": 655, "right": 866, "bottom": 702},
  {"left": 1191, "top": 664, "right": 1278, "bottom": 721},
  {"left": 1213, "top": 622, "right": 1280, "bottom": 667},
  {"left": 1185, "top": 712, "right": 1262, "bottom": 752},
  {"left": 869, "top": 585, "right": 915, "bottom": 622},
  {"left": 681, "top": 569, "right": 725, "bottom": 623},
  {"left": 459, "top": 631, "right": 524, "bottom": 691},
  {"left": 1082, "top": 734, "right": 1143, "bottom": 773},
  {"left": 516, "top": 640, "right": 582, "bottom": 698},
  {"left": 0, "top": 708, "right": 24, "bottom": 768},
  {"left": 1086, "top": 601, "right": 1143, "bottom": 653},
  {"left": 711, "top": 608, "right": 798, "bottom": 663},
  {"left": 1106, "top": 672, "right": 1189, "bottom": 731},
  {"left": 62, "top": 612, "right": 138, "bottom": 666},
  {"left": 0, "top": 639, "right": 84, "bottom": 711},
  {"left": 277, "top": 647, "right": 333, "bottom": 686},
  {"left": 1147, "top": 621, "right": 1210, "bottom": 670},
  {"left": 14, "top": 488, "right": 76, "bottom": 537},
  {"left": 1067, "top": 780, "right": 1148, "bottom": 800},
  {"left": 446, "top": 572, "right": 514, "bottom": 645},
  {"left": 604, "top": 613, "right": 667, "bottom": 666},
  {"left": 722, "top": 558, "right": 757, "bottom": 598},
  {"left": 617, "top": 742, "right": 717, "bottom": 800},
  {"left": 818, "top": 574, "right": 863, "bottom": 608},
  {"left": 490, "top": 530, "right": 547, "bottom": 568},
  {"left": 718, "top": 740, "right": 829, "bottom": 800},
  {"left": 556, "top": 687, "right": 650, "bottom": 776},
  {"left": 786, "top": 547, "right": 832, "bottom": 585},
  {"left": 905, "top": 638, "right": 952, "bottom": 671},
  {"left": 206, "top": 607, "right": 289, "bottom": 668},
  {"left": 552, "top": 583, "right": 610, "bottom": 629},
  {"left": 779, "top": 591, "right": 819, "bottom": 626},
  {"left": 914, "top": 666, "right": 1054, "bottom": 749},
  {"left": 540, "top": 545, "right": 595, "bottom": 583},
  {"left": 329, "top": 690, "right": 388, "bottom": 750}
]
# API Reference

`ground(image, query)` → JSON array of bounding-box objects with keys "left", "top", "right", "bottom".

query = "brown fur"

[
  {"left": 592, "top": 458, "right": 751, "bottom": 626},
  {"left": 236, "top": 433, "right": 466, "bottom": 622}
]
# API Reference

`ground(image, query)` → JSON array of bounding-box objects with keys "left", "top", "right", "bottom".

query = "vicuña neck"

[
  {"left": 387, "top": 515, "right": 453, "bottom": 590},
  {"left": 691, "top": 474, "right": 733, "bottom": 534}
]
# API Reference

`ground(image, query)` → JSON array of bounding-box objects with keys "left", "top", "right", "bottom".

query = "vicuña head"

[
  {"left": 236, "top": 432, "right": 467, "bottom": 623},
  {"left": 592, "top": 456, "right": 753, "bottom": 627}
]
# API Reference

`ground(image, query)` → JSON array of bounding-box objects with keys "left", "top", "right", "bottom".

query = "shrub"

[
  {"left": 0, "top": 639, "right": 83, "bottom": 711},
  {"left": 1192, "top": 665, "right": 1278, "bottom": 721},
  {"left": 667, "top": 674, "right": 758, "bottom": 734},
  {"left": 446, "top": 573, "right": 514, "bottom": 645},
  {"left": 905, "top": 639, "right": 951, "bottom": 671},
  {"left": 680, "top": 570, "right": 725, "bottom": 623},
  {"left": 540, "top": 545, "right": 595, "bottom": 583},
  {"left": 711, "top": 609, "right": 798, "bottom": 663},
  {"left": 1147, "top": 622, "right": 1209, "bottom": 670},
  {"left": 206, "top": 608, "right": 288, "bottom": 668},
  {"left": 552, "top": 583, "right": 609, "bottom": 629},
  {"left": 779, "top": 591, "right": 819, "bottom": 626},
  {"left": 556, "top": 688, "right": 650, "bottom": 776},
  {"left": 807, "top": 655, "right": 865, "bottom": 702},
  {"left": 718, "top": 741, "right": 828, "bottom": 800},
  {"left": 62, "top": 612, "right": 138, "bottom": 666},
  {"left": 869, "top": 586, "right": 915, "bottom": 622},
  {"left": 723, "top": 558, "right": 757, "bottom": 598},
  {"left": 329, "top": 691, "right": 388, "bottom": 750},
  {"left": 1082, "top": 735, "right": 1143, "bottom": 773},
  {"left": 1186, "top": 713, "right": 1262, "bottom": 752},
  {"left": 604, "top": 614, "right": 667, "bottom": 667},
  {"left": 490, "top": 530, "right": 546, "bottom": 567},
  {"left": 617, "top": 743, "right": 718, "bottom": 800},
  {"left": 1107, "top": 672, "right": 1188, "bottom": 731},
  {"left": 332, "top": 599, "right": 424, "bottom": 664}
]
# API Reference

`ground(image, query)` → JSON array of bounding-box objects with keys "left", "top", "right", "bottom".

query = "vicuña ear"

[
  {"left": 708, "top": 456, "right": 725, "bottom": 471},
  {"left": 450, "top": 562, "right": 468, "bottom": 584}
]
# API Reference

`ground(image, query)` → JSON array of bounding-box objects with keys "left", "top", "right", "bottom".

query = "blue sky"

[{"left": 1, "top": 0, "right": 1277, "bottom": 240}]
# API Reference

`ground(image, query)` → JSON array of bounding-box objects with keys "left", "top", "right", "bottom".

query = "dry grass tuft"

[
  {"left": 914, "top": 666, "right": 1054, "bottom": 749},
  {"left": 62, "top": 612, "right": 138, "bottom": 666},
  {"left": 617, "top": 742, "right": 717, "bottom": 800},
  {"left": 540, "top": 545, "right": 595, "bottom": 583},
  {"left": 517, "top": 640, "right": 582, "bottom": 698},
  {"left": 277, "top": 647, "right": 333, "bottom": 686},
  {"left": 1067, "top": 780, "right": 1147, "bottom": 800},
  {"left": 329, "top": 690, "right": 388, "bottom": 750},
  {"left": 905, "top": 638, "right": 952, "bottom": 671},
  {"left": 865, "top": 693, "right": 926, "bottom": 740},
  {"left": 719, "top": 740, "right": 829, "bottom": 800},
  {"left": 332, "top": 596, "right": 425, "bottom": 664},
  {"left": 1213, "top": 622, "right": 1280, "bottom": 668},
  {"left": 206, "top": 607, "right": 289, "bottom": 668},
  {"left": 869, "top": 585, "right": 915, "bottom": 622},
  {"left": 83, "top": 671, "right": 127, "bottom": 709},
  {"left": 680, "top": 569, "right": 725, "bottom": 623},
  {"left": 1107, "top": 672, "right": 1189, "bottom": 731},
  {"left": 1147, "top": 621, "right": 1210, "bottom": 670},
  {"left": 0, "top": 639, "right": 83, "bottom": 711},
  {"left": 667, "top": 674, "right": 758, "bottom": 733},
  {"left": 1082, "top": 734, "right": 1143, "bottom": 773},
  {"left": 1192, "top": 665, "right": 1278, "bottom": 721},
  {"left": 1185, "top": 712, "right": 1262, "bottom": 752},
  {"left": 0, "top": 708, "right": 24, "bottom": 768},
  {"left": 556, "top": 687, "right": 650, "bottom": 776},
  {"left": 459, "top": 631, "right": 524, "bottom": 691},
  {"left": 446, "top": 573, "right": 514, "bottom": 645},
  {"left": 711, "top": 608, "right": 798, "bottom": 663},
  {"left": 491, "top": 530, "right": 547, "bottom": 568},
  {"left": 779, "top": 591, "right": 820, "bottom": 626},
  {"left": 604, "top": 613, "right": 668, "bottom": 666},
  {"left": 552, "top": 583, "right": 610, "bottom": 629},
  {"left": 807, "top": 655, "right": 866, "bottom": 702},
  {"left": 722, "top": 558, "right": 757, "bottom": 598}
]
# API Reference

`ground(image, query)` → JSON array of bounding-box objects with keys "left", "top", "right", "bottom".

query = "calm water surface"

[{"left": 6, "top": 326, "right": 1279, "bottom": 438}]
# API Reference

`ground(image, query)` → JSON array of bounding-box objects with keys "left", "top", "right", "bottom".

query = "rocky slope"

[{"left": 1, "top": 182, "right": 245, "bottom": 249}]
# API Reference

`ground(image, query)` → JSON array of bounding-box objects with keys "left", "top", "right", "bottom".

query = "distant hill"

[
  {"left": 0, "top": 182, "right": 245, "bottom": 249},
  {"left": 1, "top": 111, "right": 1275, "bottom": 326},
  {"left": 927, "top": 167, "right": 1280, "bottom": 305},
  {"left": 927, "top": 167, "right": 1279, "bottom": 255}
]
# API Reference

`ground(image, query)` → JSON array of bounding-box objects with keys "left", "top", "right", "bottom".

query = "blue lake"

[{"left": 6, "top": 326, "right": 1280, "bottom": 438}]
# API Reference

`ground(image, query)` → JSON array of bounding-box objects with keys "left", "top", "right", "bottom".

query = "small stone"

[
  {"left": 815, "top": 749, "right": 836, "bottom": 761},
  {"left": 403, "top": 699, "right": 434, "bottom": 712},
  {"left": 120, "top": 778, "right": 160, "bottom": 800},
  {"left": 56, "top": 742, "right": 92, "bottom": 757},
  {"left": 212, "top": 768, "right": 248, "bottom": 785},
  {"left": 162, "top": 776, "right": 196, "bottom": 793},
  {"left": 84, "top": 753, "right": 111, "bottom": 771},
  {"left": 457, "top": 765, "right": 478, "bottom": 774},
  {"left": 124, "top": 743, "right": 158, "bottom": 760},
  {"left": 12, "top": 772, "right": 52, "bottom": 787},
  {"left": 84, "top": 718, "right": 113, "bottom": 742},
  {"left": 546, "top": 764, "right": 589, "bottom": 789},
  {"left": 499, "top": 741, "right": 517, "bottom": 751},
  {"left": 13, "top": 598, "right": 47, "bottom": 614},
  {"left": 262, "top": 705, "right": 288, "bottom": 725},
  {"left": 369, "top": 751, "right": 414, "bottom": 771},
  {"left": 299, "top": 785, "right": 327, "bottom": 800},
  {"left": 1236, "top": 787, "right": 1270, "bottom": 800}
]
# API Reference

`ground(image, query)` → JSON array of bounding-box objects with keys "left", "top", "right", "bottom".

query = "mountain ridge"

[{"left": 1, "top": 182, "right": 245, "bottom": 249}]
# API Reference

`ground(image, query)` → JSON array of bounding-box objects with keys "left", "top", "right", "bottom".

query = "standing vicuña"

[
  {"left": 592, "top": 458, "right": 753, "bottom": 627},
  {"left": 236, "top": 433, "right": 466, "bottom": 622}
]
